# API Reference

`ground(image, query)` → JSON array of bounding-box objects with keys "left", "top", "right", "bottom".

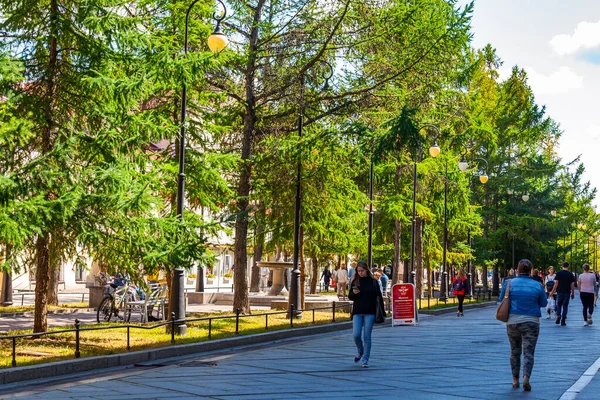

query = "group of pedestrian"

[{"left": 499, "top": 259, "right": 599, "bottom": 392}]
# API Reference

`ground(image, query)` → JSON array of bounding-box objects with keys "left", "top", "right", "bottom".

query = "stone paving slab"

[{"left": 4, "top": 297, "right": 600, "bottom": 399}]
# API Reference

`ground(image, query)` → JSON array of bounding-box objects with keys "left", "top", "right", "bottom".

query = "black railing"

[
  {"left": 11, "top": 292, "right": 89, "bottom": 307},
  {"left": 1, "top": 303, "right": 353, "bottom": 369}
]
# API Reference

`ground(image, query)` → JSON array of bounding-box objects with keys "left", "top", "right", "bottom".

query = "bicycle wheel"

[{"left": 97, "top": 295, "right": 115, "bottom": 323}]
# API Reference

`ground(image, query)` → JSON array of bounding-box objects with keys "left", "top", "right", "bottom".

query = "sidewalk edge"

[{"left": 0, "top": 319, "right": 353, "bottom": 386}]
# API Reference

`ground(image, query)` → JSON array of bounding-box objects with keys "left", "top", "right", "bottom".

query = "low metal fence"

[
  {"left": 12, "top": 292, "right": 88, "bottom": 307},
  {"left": 1, "top": 302, "right": 352, "bottom": 369}
]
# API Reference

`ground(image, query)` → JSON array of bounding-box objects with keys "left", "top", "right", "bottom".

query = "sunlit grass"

[{"left": 0, "top": 309, "right": 351, "bottom": 369}]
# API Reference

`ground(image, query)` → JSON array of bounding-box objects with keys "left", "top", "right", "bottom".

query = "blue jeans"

[
  {"left": 556, "top": 293, "right": 571, "bottom": 321},
  {"left": 353, "top": 314, "right": 375, "bottom": 361}
]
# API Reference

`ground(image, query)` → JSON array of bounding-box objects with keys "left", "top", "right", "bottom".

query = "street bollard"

[
  {"left": 208, "top": 318, "right": 212, "bottom": 339},
  {"left": 265, "top": 314, "right": 268, "bottom": 330},
  {"left": 333, "top": 301, "right": 336, "bottom": 322},
  {"left": 127, "top": 325, "right": 131, "bottom": 352},
  {"left": 12, "top": 337, "right": 16, "bottom": 367},
  {"left": 289, "top": 304, "right": 294, "bottom": 328},
  {"left": 235, "top": 308, "right": 241, "bottom": 335},
  {"left": 75, "top": 319, "right": 81, "bottom": 359}
]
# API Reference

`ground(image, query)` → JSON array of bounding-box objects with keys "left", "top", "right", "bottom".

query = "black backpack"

[{"left": 452, "top": 278, "right": 464, "bottom": 292}]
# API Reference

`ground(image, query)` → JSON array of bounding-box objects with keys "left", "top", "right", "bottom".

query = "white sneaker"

[
  {"left": 584, "top": 321, "right": 589, "bottom": 326},
  {"left": 546, "top": 313, "right": 551, "bottom": 319}
]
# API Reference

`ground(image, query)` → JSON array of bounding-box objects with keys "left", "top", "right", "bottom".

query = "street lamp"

[
  {"left": 289, "top": 60, "right": 333, "bottom": 318},
  {"left": 522, "top": 193, "right": 529, "bottom": 202},
  {"left": 409, "top": 124, "right": 440, "bottom": 286},
  {"left": 173, "top": 0, "right": 229, "bottom": 335}
]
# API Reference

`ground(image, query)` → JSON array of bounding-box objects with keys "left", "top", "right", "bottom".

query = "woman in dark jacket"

[{"left": 348, "top": 261, "right": 385, "bottom": 368}]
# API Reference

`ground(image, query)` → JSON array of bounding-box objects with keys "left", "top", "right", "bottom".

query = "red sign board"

[{"left": 392, "top": 283, "right": 417, "bottom": 326}]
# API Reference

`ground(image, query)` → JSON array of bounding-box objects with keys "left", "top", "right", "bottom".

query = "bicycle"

[{"left": 96, "top": 279, "right": 137, "bottom": 323}]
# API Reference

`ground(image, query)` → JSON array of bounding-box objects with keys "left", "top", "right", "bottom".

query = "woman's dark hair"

[{"left": 517, "top": 259, "right": 533, "bottom": 275}]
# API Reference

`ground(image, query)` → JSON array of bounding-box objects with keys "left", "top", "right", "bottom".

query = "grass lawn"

[
  {"left": 0, "top": 309, "right": 351, "bottom": 369},
  {"left": 0, "top": 303, "right": 90, "bottom": 314}
]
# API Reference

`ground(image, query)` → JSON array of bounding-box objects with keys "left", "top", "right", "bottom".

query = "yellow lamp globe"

[
  {"left": 479, "top": 174, "right": 489, "bottom": 184},
  {"left": 208, "top": 32, "right": 228, "bottom": 53},
  {"left": 429, "top": 144, "right": 440, "bottom": 158}
]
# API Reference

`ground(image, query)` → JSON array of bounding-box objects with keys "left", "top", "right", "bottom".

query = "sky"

[{"left": 462, "top": 0, "right": 600, "bottom": 207}]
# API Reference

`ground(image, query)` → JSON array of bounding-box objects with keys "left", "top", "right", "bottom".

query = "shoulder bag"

[
  {"left": 374, "top": 280, "right": 386, "bottom": 324},
  {"left": 495, "top": 280, "right": 511, "bottom": 322}
]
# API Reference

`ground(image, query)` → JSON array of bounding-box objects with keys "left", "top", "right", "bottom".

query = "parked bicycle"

[{"left": 96, "top": 276, "right": 137, "bottom": 323}]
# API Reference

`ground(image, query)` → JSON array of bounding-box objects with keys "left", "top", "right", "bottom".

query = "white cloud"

[
  {"left": 523, "top": 66, "right": 583, "bottom": 95},
  {"left": 550, "top": 20, "right": 600, "bottom": 55}
]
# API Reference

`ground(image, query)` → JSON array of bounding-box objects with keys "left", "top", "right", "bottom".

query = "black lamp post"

[
  {"left": 367, "top": 154, "right": 374, "bottom": 270},
  {"left": 289, "top": 61, "right": 333, "bottom": 318},
  {"left": 174, "top": 0, "right": 228, "bottom": 335},
  {"left": 409, "top": 125, "right": 440, "bottom": 286}
]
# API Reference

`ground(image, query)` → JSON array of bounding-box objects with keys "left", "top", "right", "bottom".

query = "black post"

[
  {"left": 290, "top": 304, "right": 295, "bottom": 327},
  {"left": 195, "top": 264, "right": 204, "bottom": 293},
  {"left": 410, "top": 159, "right": 418, "bottom": 283},
  {"left": 512, "top": 235, "right": 515, "bottom": 272},
  {"left": 468, "top": 272, "right": 473, "bottom": 299},
  {"left": 368, "top": 156, "right": 374, "bottom": 270},
  {"left": 575, "top": 229, "right": 578, "bottom": 272},
  {"left": 235, "top": 308, "right": 240, "bottom": 335},
  {"left": 169, "top": 268, "right": 187, "bottom": 335},
  {"left": 12, "top": 337, "right": 16, "bottom": 367},
  {"left": 127, "top": 326, "right": 131, "bottom": 352},
  {"left": 173, "top": 0, "right": 203, "bottom": 327},
  {"left": 333, "top": 301, "right": 336, "bottom": 322},
  {"left": 289, "top": 76, "right": 304, "bottom": 320},
  {"left": 75, "top": 319, "right": 81, "bottom": 358},
  {"left": 440, "top": 162, "right": 448, "bottom": 301}
]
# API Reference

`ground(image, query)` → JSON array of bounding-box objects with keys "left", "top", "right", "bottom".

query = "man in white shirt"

[{"left": 336, "top": 265, "right": 349, "bottom": 300}]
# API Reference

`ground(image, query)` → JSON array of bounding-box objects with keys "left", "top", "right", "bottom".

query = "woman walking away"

[
  {"left": 544, "top": 267, "right": 556, "bottom": 319},
  {"left": 499, "top": 259, "right": 547, "bottom": 391},
  {"left": 452, "top": 269, "right": 470, "bottom": 316},
  {"left": 578, "top": 264, "right": 596, "bottom": 326},
  {"left": 348, "top": 261, "right": 385, "bottom": 369}
]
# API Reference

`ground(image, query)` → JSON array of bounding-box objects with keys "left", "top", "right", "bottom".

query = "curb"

[
  {"left": 0, "top": 319, "right": 355, "bottom": 386},
  {"left": 0, "top": 309, "right": 95, "bottom": 318},
  {"left": 418, "top": 301, "right": 496, "bottom": 315}
]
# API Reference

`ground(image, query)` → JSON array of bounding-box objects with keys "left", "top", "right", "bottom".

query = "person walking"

[
  {"left": 336, "top": 265, "right": 349, "bottom": 300},
  {"left": 452, "top": 268, "right": 470, "bottom": 316},
  {"left": 321, "top": 266, "right": 332, "bottom": 292},
  {"left": 544, "top": 266, "right": 556, "bottom": 319},
  {"left": 378, "top": 268, "right": 389, "bottom": 296},
  {"left": 499, "top": 259, "right": 547, "bottom": 391},
  {"left": 348, "top": 261, "right": 385, "bottom": 369},
  {"left": 578, "top": 264, "right": 596, "bottom": 326},
  {"left": 549, "top": 262, "right": 575, "bottom": 326}
]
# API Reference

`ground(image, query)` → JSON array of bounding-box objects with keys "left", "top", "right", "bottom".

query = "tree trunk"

[
  {"left": 34, "top": 0, "right": 58, "bottom": 333},
  {"left": 393, "top": 219, "right": 401, "bottom": 284},
  {"left": 415, "top": 217, "right": 424, "bottom": 297},
  {"left": 310, "top": 255, "right": 318, "bottom": 294},
  {"left": 250, "top": 205, "right": 265, "bottom": 292},
  {"left": 47, "top": 263, "right": 59, "bottom": 306},
  {"left": 33, "top": 234, "right": 50, "bottom": 332},
  {"left": 233, "top": 1, "right": 266, "bottom": 315}
]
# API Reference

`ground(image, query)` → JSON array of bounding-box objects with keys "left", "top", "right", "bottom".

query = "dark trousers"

[
  {"left": 556, "top": 292, "right": 571, "bottom": 321},
  {"left": 581, "top": 292, "right": 594, "bottom": 321},
  {"left": 507, "top": 322, "right": 540, "bottom": 378},
  {"left": 457, "top": 295, "right": 465, "bottom": 313}
]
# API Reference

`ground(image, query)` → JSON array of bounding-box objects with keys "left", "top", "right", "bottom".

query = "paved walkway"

[{"left": 3, "top": 298, "right": 600, "bottom": 399}]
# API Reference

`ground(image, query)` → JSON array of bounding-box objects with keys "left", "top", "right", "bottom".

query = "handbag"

[
  {"left": 374, "top": 280, "right": 386, "bottom": 324},
  {"left": 495, "top": 280, "right": 511, "bottom": 322}
]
